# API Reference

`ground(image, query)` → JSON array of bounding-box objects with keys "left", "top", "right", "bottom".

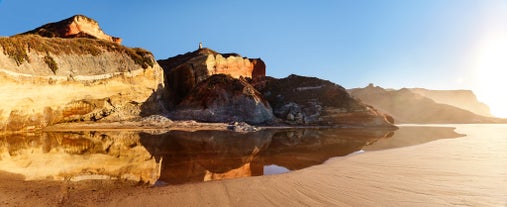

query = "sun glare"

[{"left": 475, "top": 35, "right": 507, "bottom": 118}]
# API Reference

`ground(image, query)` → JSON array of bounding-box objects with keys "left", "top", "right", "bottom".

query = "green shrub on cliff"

[
  {"left": 0, "top": 34, "right": 154, "bottom": 69},
  {"left": 43, "top": 55, "right": 58, "bottom": 74}
]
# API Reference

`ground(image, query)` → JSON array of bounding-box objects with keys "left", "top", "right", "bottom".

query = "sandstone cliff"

[
  {"left": 0, "top": 15, "right": 164, "bottom": 132},
  {"left": 349, "top": 84, "right": 506, "bottom": 123},
  {"left": 409, "top": 88, "right": 491, "bottom": 117}
]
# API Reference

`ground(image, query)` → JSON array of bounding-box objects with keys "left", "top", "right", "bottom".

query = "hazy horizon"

[{"left": 1, "top": 0, "right": 506, "bottom": 117}]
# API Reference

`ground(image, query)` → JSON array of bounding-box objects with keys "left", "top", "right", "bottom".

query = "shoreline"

[{"left": 2, "top": 124, "right": 505, "bottom": 206}]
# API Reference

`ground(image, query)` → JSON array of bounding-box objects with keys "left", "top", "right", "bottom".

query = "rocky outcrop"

[
  {"left": 159, "top": 47, "right": 395, "bottom": 127},
  {"left": 257, "top": 75, "right": 395, "bottom": 127},
  {"left": 168, "top": 74, "right": 274, "bottom": 124},
  {"left": 21, "top": 15, "right": 122, "bottom": 44},
  {"left": 0, "top": 15, "right": 164, "bottom": 132},
  {"left": 349, "top": 84, "right": 506, "bottom": 123},
  {"left": 158, "top": 48, "right": 266, "bottom": 107},
  {"left": 409, "top": 88, "right": 492, "bottom": 117}
]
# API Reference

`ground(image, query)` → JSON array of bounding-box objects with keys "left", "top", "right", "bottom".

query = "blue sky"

[{"left": 1, "top": 0, "right": 507, "bottom": 116}]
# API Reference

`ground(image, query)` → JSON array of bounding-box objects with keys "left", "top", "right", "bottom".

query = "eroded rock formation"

[{"left": 21, "top": 15, "right": 122, "bottom": 44}]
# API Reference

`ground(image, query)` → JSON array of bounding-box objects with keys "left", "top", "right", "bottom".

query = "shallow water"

[{"left": 0, "top": 126, "right": 461, "bottom": 185}]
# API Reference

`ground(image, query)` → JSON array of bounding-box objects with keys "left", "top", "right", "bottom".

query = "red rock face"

[
  {"left": 158, "top": 48, "right": 266, "bottom": 107},
  {"left": 21, "top": 15, "right": 122, "bottom": 44},
  {"left": 250, "top": 58, "right": 266, "bottom": 80}
]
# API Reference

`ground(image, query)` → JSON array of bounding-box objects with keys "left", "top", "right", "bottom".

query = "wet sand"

[{"left": 1, "top": 124, "right": 506, "bottom": 206}]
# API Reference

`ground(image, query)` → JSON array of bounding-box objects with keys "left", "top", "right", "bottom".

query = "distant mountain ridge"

[
  {"left": 408, "top": 88, "right": 491, "bottom": 117},
  {"left": 348, "top": 84, "right": 506, "bottom": 124}
]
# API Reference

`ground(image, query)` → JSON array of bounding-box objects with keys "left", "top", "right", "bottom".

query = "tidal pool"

[{"left": 0, "top": 126, "right": 461, "bottom": 185}]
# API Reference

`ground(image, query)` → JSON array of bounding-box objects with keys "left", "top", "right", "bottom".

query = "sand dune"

[{"left": 1, "top": 124, "right": 506, "bottom": 206}]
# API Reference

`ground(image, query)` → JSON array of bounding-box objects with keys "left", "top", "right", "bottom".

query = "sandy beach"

[{"left": 1, "top": 124, "right": 506, "bottom": 206}]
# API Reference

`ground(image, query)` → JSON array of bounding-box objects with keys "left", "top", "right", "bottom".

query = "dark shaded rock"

[
  {"left": 168, "top": 74, "right": 274, "bottom": 124},
  {"left": 257, "top": 74, "right": 396, "bottom": 127}
]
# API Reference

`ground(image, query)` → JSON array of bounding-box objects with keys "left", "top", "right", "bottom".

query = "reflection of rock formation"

[
  {"left": 0, "top": 131, "right": 159, "bottom": 183},
  {"left": 140, "top": 128, "right": 394, "bottom": 184},
  {"left": 140, "top": 130, "right": 272, "bottom": 184},
  {"left": 0, "top": 128, "right": 396, "bottom": 185},
  {"left": 260, "top": 128, "right": 394, "bottom": 170}
]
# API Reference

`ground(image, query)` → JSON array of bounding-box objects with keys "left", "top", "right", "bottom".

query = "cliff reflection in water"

[{"left": 0, "top": 127, "right": 401, "bottom": 185}]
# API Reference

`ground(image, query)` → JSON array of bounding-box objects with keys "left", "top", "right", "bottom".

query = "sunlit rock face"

[
  {"left": 257, "top": 75, "right": 396, "bottom": 127},
  {"left": 168, "top": 74, "right": 274, "bottom": 124},
  {"left": 349, "top": 84, "right": 506, "bottom": 123},
  {"left": 0, "top": 131, "right": 159, "bottom": 184},
  {"left": 0, "top": 15, "right": 165, "bottom": 132},
  {"left": 158, "top": 48, "right": 266, "bottom": 107},
  {"left": 21, "top": 15, "right": 122, "bottom": 44}
]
